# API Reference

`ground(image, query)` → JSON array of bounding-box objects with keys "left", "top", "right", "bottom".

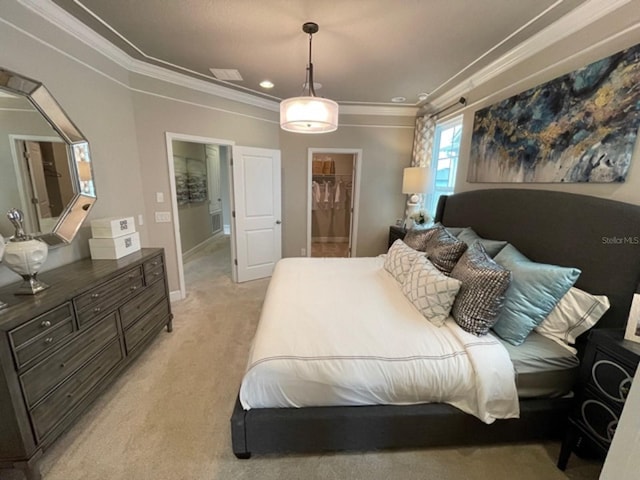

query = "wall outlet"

[
  {"left": 156, "top": 192, "right": 164, "bottom": 203},
  {"left": 301, "top": 248, "right": 306, "bottom": 256},
  {"left": 155, "top": 211, "right": 171, "bottom": 223},
  {"left": 138, "top": 214, "right": 144, "bottom": 226}
]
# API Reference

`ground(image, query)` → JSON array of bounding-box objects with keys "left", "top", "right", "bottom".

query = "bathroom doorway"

[{"left": 307, "top": 148, "right": 361, "bottom": 258}]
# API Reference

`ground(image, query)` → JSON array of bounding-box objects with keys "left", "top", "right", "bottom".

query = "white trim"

[
  {"left": 307, "top": 148, "right": 362, "bottom": 258},
  {"left": 169, "top": 290, "right": 183, "bottom": 304},
  {"left": 428, "top": 0, "right": 633, "bottom": 111},
  {"left": 340, "top": 105, "right": 418, "bottom": 117},
  {"left": 181, "top": 234, "right": 219, "bottom": 262},
  {"left": 165, "top": 132, "right": 236, "bottom": 301}
]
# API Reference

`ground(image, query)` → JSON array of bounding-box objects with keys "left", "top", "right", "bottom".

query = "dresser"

[
  {"left": 557, "top": 329, "right": 640, "bottom": 470},
  {"left": 0, "top": 248, "right": 173, "bottom": 480}
]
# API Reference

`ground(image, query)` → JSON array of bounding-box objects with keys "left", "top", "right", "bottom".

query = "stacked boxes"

[{"left": 88, "top": 217, "right": 140, "bottom": 260}]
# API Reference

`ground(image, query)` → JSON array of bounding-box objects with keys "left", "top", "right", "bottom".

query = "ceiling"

[{"left": 50, "top": 0, "right": 589, "bottom": 109}]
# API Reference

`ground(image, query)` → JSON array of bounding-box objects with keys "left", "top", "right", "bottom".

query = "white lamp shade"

[
  {"left": 402, "top": 167, "right": 431, "bottom": 194},
  {"left": 280, "top": 96, "right": 339, "bottom": 133}
]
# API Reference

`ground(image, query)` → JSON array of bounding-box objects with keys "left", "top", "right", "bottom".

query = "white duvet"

[{"left": 240, "top": 257, "right": 519, "bottom": 424}]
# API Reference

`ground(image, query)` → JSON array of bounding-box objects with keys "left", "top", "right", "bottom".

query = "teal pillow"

[
  {"left": 457, "top": 227, "right": 507, "bottom": 258},
  {"left": 492, "top": 244, "right": 581, "bottom": 346}
]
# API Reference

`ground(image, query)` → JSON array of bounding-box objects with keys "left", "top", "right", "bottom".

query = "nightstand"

[
  {"left": 388, "top": 225, "right": 407, "bottom": 249},
  {"left": 557, "top": 329, "right": 640, "bottom": 470}
]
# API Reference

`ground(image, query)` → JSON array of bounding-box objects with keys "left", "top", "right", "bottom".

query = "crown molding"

[
  {"left": 17, "top": 0, "right": 418, "bottom": 118},
  {"left": 427, "top": 0, "right": 632, "bottom": 111}
]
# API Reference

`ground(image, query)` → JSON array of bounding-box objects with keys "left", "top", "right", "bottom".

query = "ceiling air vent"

[{"left": 209, "top": 69, "right": 243, "bottom": 81}]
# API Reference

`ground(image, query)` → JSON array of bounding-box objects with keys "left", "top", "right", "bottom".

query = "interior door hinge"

[
  {"left": 234, "top": 259, "right": 238, "bottom": 266},
  {"left": 232, "top": 210, "right": 236, "bottom": 218}
]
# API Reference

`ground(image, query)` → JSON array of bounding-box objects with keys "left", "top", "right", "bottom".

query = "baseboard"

[
  {"left": 169, "top": 290, "right": 184, "bottom": 303},
  {"left": 182, "top": 235, "right": 218, "bottom": 262}
]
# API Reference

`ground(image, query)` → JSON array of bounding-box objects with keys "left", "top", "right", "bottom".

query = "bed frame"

[{"left": 231, "top": 189, "right": 640, "bottom": 458}]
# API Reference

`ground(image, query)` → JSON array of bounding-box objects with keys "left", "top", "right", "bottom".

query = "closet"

[{"left": 310, "top": 153, "right": 354, "bottom": 257}]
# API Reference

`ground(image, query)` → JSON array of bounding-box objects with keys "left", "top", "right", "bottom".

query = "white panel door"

[
  {"left": 205, "top": 145, "right": 222, "bottom": 216},
  {"left": 232, "top": 146, "right": 281, "bottom": 282}
]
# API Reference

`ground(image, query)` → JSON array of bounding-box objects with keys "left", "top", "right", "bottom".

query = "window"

[{"left": 425, "top": 116, "right": 463, "bottom": 216}]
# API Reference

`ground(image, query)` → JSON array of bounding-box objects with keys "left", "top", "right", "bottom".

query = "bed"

[{"left": 231, "top": 189, "right": 640, "bottom": 458}]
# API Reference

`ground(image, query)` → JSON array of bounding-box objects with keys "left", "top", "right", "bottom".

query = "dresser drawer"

[
  {"left": 120, "top": 280, "right": 166, "bottom": 330},
  {"left": 29, "top": 339, "right": 124, "bottom": 441},
  {"left": 587, "top": 350, "right": 635, "bottom": 407},
  {"left": 124, "top": 299, "right": 170, "bottom": 353},
  {"left": 9, "top": 304, "right": 76, "bottom": 369},
  {"left": 145, "top": 263, "right": 165, "bottom": 286},
  {"left": 74, "top": 267, "right": 144, "bottom": 328},
  {"left": 143, "top": 255, "right": 163, "bottom": 276},
  {"left": 20, "top": 313, "right": 119, "bottom": 407}
]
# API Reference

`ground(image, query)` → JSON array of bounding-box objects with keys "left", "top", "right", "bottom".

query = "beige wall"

[
  {"left": 280, "top": 120, "right": 414, "bottom": 258},
  {"left": 0, "top": 3, "right": 144, "bottom": 287},
  {"left": 434, "top": 4, "right": 640, "bottom": 206}
]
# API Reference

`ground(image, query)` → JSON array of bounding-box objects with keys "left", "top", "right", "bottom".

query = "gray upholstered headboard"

[{"left": 435, "top": 189, "right": 640, "bottom": 331}]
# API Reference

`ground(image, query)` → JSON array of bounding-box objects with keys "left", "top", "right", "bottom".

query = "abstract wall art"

[{"left": 468, "top": 43, "right": 640, "bottom": 183}]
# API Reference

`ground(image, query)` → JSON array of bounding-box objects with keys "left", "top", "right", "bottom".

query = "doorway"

[
  {"left": 307, "top": 148, "right": 361, "bottom": 258},
  {"left": 166, "top": 133, "right": 235, "bottom": 299}
]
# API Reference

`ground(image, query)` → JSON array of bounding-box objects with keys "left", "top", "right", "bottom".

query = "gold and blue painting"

[{"left": 469, "top": 43, "right": 640, "bottom": 183}]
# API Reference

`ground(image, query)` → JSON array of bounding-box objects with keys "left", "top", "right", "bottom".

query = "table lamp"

[{"left": 402, "top": 167, "right": 431, "bottom": 228}]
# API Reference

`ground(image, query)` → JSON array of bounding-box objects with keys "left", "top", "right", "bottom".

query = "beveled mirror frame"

[{"left": 0, "top": 67, "right": 96, "bottom": 246}]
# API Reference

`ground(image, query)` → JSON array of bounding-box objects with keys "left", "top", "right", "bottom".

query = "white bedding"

[{"left": 240, "top": 257, "right": 520, "bottom": 424}]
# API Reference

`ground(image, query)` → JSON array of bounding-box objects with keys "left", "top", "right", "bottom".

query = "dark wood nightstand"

[
  {"left": 557, "top": 329, "right": 640, "bottom": 470},
  {"left": 388, "top": 225, "right": 407, "bottom": 249}
]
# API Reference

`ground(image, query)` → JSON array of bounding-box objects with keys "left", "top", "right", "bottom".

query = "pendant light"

[{"left": 280, "top": 22, "right": 339, "bottom": 134}]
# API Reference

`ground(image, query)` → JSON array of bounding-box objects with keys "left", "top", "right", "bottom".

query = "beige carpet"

[{"left": 3, "top": 235, "right": 603, "bottom": 480}]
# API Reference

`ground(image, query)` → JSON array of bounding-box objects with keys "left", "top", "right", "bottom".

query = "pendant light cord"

[{"left": 307, "top": 30, "right": 316, "bottom": 97}]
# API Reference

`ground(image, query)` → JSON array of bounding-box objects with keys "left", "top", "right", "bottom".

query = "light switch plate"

[{"left": 155, "top": 211, "right": 171, "bottom": 223}]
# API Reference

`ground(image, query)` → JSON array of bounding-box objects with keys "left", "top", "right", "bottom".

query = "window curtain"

[
  {"left": 409, "top": 115, "right": 436, "bottom": 217},
  {"left": 410, "top": 115, "right": 436, "bottom": 167}
]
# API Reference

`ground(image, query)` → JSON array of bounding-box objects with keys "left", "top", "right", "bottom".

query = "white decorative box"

[
  {"left": 89, "top": 232, "right": 141, "bottom": 260},
  {"left": 90, "top": 216, "right": 136, "bottom": 239}
]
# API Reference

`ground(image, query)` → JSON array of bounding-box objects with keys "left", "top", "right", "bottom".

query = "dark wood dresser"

[{"left": 0, "top": 248, "right": 173, "bottom": 480}]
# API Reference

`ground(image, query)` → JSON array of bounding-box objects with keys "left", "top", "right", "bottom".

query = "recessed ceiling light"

[
  {"left": 391, "top": 96, "right": 406, "bottom": 103},
  {"left": 260, "top": 80, "right": 274, "bottom": 89},
  {"left": 417, "top": 92, "right": 430, "bottom": 101},
  {"left": 209, "top": 68, "right": 243, "bottom": 81}
]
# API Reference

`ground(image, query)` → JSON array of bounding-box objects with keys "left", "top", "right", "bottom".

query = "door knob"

[{"left": 276, "top": 220, "right": 282, "bottom": 225}]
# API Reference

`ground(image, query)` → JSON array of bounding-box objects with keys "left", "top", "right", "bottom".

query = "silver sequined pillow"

[
  {"left": 424, "top": 225, "right": 468, "bottom": 274},
  {"left": 402, "top": 226, "right": 438, "bottom": 251},
  {"left": 449, "top": 241, "right": 511, "bottom": 336},
  {"left": 402, "top": 255, "right": 462, "bottom": 326},
  {"left": 384, "top": 240, "right": 423, "bottom": 284}
]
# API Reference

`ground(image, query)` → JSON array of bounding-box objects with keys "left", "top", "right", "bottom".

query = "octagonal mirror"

[{"left": 0, "top": 67, "right": 96, "bottom": 246}]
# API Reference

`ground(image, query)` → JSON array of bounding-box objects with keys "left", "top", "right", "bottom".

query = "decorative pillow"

[
  {"left": 384, "top": 240, "right": 423, "bottom": 285},
  {"left": 450, "top": 241, "right": 511, "bottom": 336},
  {"left": 535, "top": 287, "right": 610, "bottom": 345},
  {"left": 401, "top": 255, "right": 462, "bottom": 326},
  {"left": 492, "top": 244, "right": 581, "bottom": 346},
  {"left": 424, "top": 225, "right": 468, "bottom": 274},
  {"left": 442, "top": 226, "right": 465, "bottom": 237},
  {"left": 457, "top": 227, "right": 507, "bottom": 258},
  {"left": 402, "top": 226, "right": 438, "bottom": 251}
]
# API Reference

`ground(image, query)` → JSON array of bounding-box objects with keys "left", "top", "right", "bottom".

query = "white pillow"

[
  {"left": 384, "top": 240, "right": 423, "bottom": 285},
  {"left": 401, "top": 256, "right": 462, "bottom": 327},
  {"left": 535, "top": 287, "right": 610, "bottom": 346}
]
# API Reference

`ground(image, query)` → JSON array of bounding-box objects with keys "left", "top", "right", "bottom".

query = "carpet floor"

[{"left": 2, "top": 235, "right": 603, "bottom": 479}]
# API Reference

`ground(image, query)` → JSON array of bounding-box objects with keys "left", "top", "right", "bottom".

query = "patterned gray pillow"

[
  {"left": 384, "top": 240, "right": 423, "bottom": 284},
  {"left": 457, "top": 227, "right": 507, "bottom": 258},
  {"left": 449, "top": 241, "right": 511, "bottom": 336},
  {"left": 424, "top": 225, "right": 468, "bottom": 274},
  {"left": 402, "top": 255, "right": 462, "bottom": 326},
  {"left": 402, "top": 226, "right": 438, "bottom": 251}
]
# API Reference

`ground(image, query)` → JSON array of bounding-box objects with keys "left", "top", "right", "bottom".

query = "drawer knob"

[
  {"left": 91, "top": 293, "right": 100, "bottom": 299},
  {"left": 93, "top": 307, "right": 101, "bottom": 313},
  {"left": 154, "top": 272, "right": 161, "bottom": 277},
  {"left": 44, "top": 337, "right": 54, "bottom": 344},
  {"left": 60, "top": 362, "right": 66, "bottom": 368},
  {"left": 130, "top": 286, "right": 138, "bottom": 291},
  {"left": 152, "top": 261, "right": 158, "bottom": 266},
  {"left": 41, "top": 320, "right": 51, "bottom": 328}
]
